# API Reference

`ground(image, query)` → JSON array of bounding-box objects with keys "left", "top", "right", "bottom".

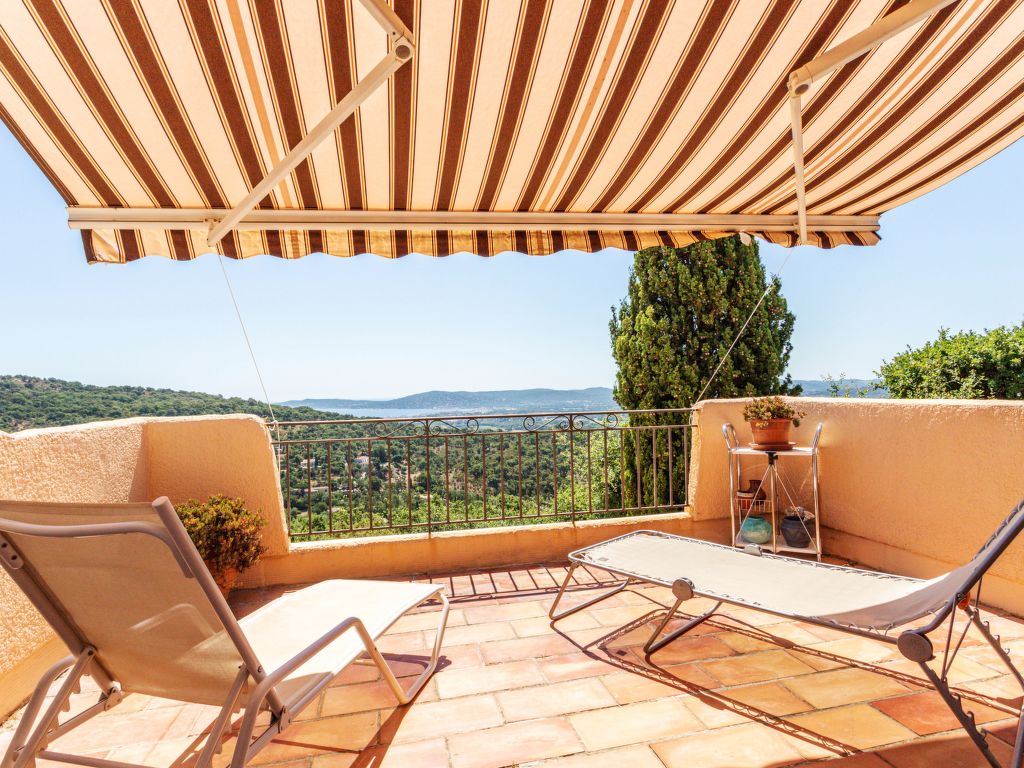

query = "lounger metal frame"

[
  {"left": 550, "top": 499, "right": 1024, "bottom": 768},
  {"left": 0, "top": 498, "right": 449, "bottom": 768}
]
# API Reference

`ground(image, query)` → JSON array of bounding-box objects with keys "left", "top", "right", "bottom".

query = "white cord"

[
  {"left": 216, "top": 254, "right": 278, "bottom": 428},
  {"left": 693, "top": 246, "right": 797, "bottom": 405}
]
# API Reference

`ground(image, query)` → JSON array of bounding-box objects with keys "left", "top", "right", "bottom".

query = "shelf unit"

[{"left": 723, "top": 422, "right": 822, "bottom": 560}]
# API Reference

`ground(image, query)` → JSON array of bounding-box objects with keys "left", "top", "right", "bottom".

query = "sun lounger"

[
  {"left": 0, "top": 497, "right": 448, "bottom": 768},
  {"left": 550, "top": 500, "right": 1024, "bottom": 768}
]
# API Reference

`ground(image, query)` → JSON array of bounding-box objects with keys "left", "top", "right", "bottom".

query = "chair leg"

[
  {"left": 194, "top": 668, "right": 249, "bottom": 768},
  {"left": 902, "top": 606, "right": 1023, "bottom": 768},
  {"left": 967, "top": 608, "right": 1024, "bottom": 768},
  {"left": 2, "top": 655, "right": 76, "bottom": 768},
  {"left": 1012, "top": 708, "right": 1024, "bottom": 768},
  {"left": 918, "top": 662, "right": 1004, "bottom": 768},
  {"left": 549, "top": 563, "right": 630, "bottom": 621},
  {"left": 370, "top": 594, "right": 450, "bottom": 705},
  {"left": 230, "top": 594, "right": 451, "bottom": 768},
  {"left": 970, "top": 608, "right": 1024, "bottom": 691},
  {"left": 644, "top": 580, "right": 721, "bottom": 656},
  {"left": 5, "top": 648, "right": 117, "bottom": 768}
]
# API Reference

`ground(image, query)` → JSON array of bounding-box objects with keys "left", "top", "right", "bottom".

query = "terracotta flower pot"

[
  {"left": 209, "top": 565, "right": 239, "bottom": 598},
  {"left": 748, "top": 418, "right": 793, "bottom": 447}
]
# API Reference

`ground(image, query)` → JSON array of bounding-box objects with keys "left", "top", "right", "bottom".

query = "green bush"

[
  {"left": 878, "top": 324, "right": 1024, "bottom": 399},
  {"left": 176, "top": 495, "right": 266, "bottom": 580}
]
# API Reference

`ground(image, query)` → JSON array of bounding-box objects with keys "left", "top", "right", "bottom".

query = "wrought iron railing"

[{"left": 270, "top": 408, "right": 696, "bottom": 541}]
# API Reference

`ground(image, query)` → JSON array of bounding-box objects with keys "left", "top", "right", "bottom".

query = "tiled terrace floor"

[{"left": 3, "top": 561, "right": 1024, "bottom": 768}]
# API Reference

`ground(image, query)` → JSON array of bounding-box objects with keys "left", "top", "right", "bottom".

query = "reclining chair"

[{"left": 0, "top": 497, "right": 448, "bottom": 768}]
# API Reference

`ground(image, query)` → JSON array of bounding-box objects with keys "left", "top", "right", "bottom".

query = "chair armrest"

[
  {"left": 256, "top": 586, "right": 443, "bottom": 696},
  {"left": 233, "top": 614, "right": 369, "bottom": 750},
  {"left": 257, "top": 615, "right": 369, "bottom": 696}
]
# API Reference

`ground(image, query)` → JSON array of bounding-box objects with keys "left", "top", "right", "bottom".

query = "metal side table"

[{"left": 723, "top": 422, "right": 822, "bottom": 560}]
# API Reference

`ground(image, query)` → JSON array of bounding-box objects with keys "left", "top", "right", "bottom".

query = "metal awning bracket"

[
  {"left": 356, "top": 0, "right": 415, "bottom": 45},
  {"left": 785, "top": 0, "right": 962, "bottom": 245},
  {"left": 787, "top": 76, "right": 808, "bottom": 246}
]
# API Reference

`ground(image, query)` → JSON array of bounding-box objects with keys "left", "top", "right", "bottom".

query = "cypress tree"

[{"left": 609, "top": 236, "right": 799, "bottom": 507}]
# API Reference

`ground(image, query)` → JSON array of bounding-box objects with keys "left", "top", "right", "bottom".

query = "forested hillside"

[{"left": 0, "top": 375, "right": 340, "bottom": 431}]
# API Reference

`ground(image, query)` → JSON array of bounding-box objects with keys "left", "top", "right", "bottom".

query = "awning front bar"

[{"left": 68, "top": 209, "right": 880, "bottom": 234}]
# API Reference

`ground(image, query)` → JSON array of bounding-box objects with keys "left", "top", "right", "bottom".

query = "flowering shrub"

[{"left": 176, "top": 495, "right": 266, "bottom": 581}]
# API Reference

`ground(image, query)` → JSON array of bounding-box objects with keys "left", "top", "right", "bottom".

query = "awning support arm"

[
  {"left": 207, "top": 1, "right": 415, "bottom": 248},
  {"left": 789, "top": 0, "right": 961, "bottom": 94},
  {"left": 787, "top": 88, "right": 809, "bottom": 245},
  {"left": 785, "top": 0, "right": 961, "bottom": 244}
]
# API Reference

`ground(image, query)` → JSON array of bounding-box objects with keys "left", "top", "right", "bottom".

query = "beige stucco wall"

[
  {"left": 0, "top": 414, "right": 283, "bottom": 718},
  {"left": 0, "top": 419, "right": 149, "bottom": 717},
  {"left": 145, "top": 417, "right": 288, "bottom": 556},
  {"left": 691, "top": 397, "right": 1024, "bottom": 610}
]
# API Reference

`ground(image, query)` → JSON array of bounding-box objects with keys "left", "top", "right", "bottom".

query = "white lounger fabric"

[
  {"left": 240, "top": 579, "right": 439, "bottom": 706},
  {"left": 575, "top": 532, "right": 974, "bottom": 630}
]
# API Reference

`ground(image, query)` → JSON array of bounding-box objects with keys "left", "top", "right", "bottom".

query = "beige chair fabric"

[
  {"left": 0, "top": 497, "right": 448, "bottom": 768},
  {"left": 0, "top": 500, "right": 243, "bottom": 705},
  {"left": 554, "top": 503, "right": 1024, "bottom": 768}
]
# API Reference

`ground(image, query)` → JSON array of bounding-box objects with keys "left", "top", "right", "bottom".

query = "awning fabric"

[{"left": 1, "top": 1, "right": 1022, "bottom": 263}]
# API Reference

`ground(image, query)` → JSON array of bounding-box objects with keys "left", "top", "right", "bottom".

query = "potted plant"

[
  {"left": 176, "top": 495, "right": 266, "bottom": 597},
  {"left": 742, "top": 396, "right": 805, "bottom": 448}
]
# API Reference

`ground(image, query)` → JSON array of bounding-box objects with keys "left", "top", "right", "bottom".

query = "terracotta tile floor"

[{"left": 3, "top": 561, "right": 1024, "bottom": 768}]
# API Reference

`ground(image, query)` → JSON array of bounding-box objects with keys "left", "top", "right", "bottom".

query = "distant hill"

[
  {"left": 1, "top": 375, "right": 888, "bottom": 434},
  {"left": 284, "top": 379, "right": 887, "bottom": 415},
  {"left": 281, "top": 387, "right": 619, "bottom": 414},
  {"left": 0, "top": 375, "right": 342, "bottom": 432}
]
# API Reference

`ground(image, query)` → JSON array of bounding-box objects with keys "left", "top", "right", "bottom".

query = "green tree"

[
  {"left": 823, "top": 372, "right": 874, "bottom": 398},
  {"left": 609, "top": 237, "right": 799, "bottom": 507},
  {"left": 878, "top": 324, "right": 1024, "bottom": 399}
]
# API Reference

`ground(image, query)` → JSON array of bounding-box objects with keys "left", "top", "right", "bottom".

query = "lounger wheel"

[
  {"left": 672, "top": 579, "right": 694, "bottom": 600},
  {"left": 897, "top": 631, "right": 933, "bottom": 663}
]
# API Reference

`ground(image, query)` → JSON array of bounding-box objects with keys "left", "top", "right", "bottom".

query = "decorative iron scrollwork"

[
  {"left": 370, "top": 419, "right": 429, "bottom": 439},
  {"left": 570, "top": 413, "right": 623, "bottom": 430},
  {"left": 522, "top": 415, "right": 570, "bottom": 432},
  {"left": 427, "top": 418, "right": 481, "bottom": 436}
]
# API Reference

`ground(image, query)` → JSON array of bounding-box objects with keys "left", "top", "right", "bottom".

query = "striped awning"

[{"left": 1, "top": 0, "right": 1022, "bottom": 263}]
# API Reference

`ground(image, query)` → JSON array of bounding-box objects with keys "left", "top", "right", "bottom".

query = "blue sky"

[{"left": 1, "top": 122, "right": 1021, "bottom": 401}]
